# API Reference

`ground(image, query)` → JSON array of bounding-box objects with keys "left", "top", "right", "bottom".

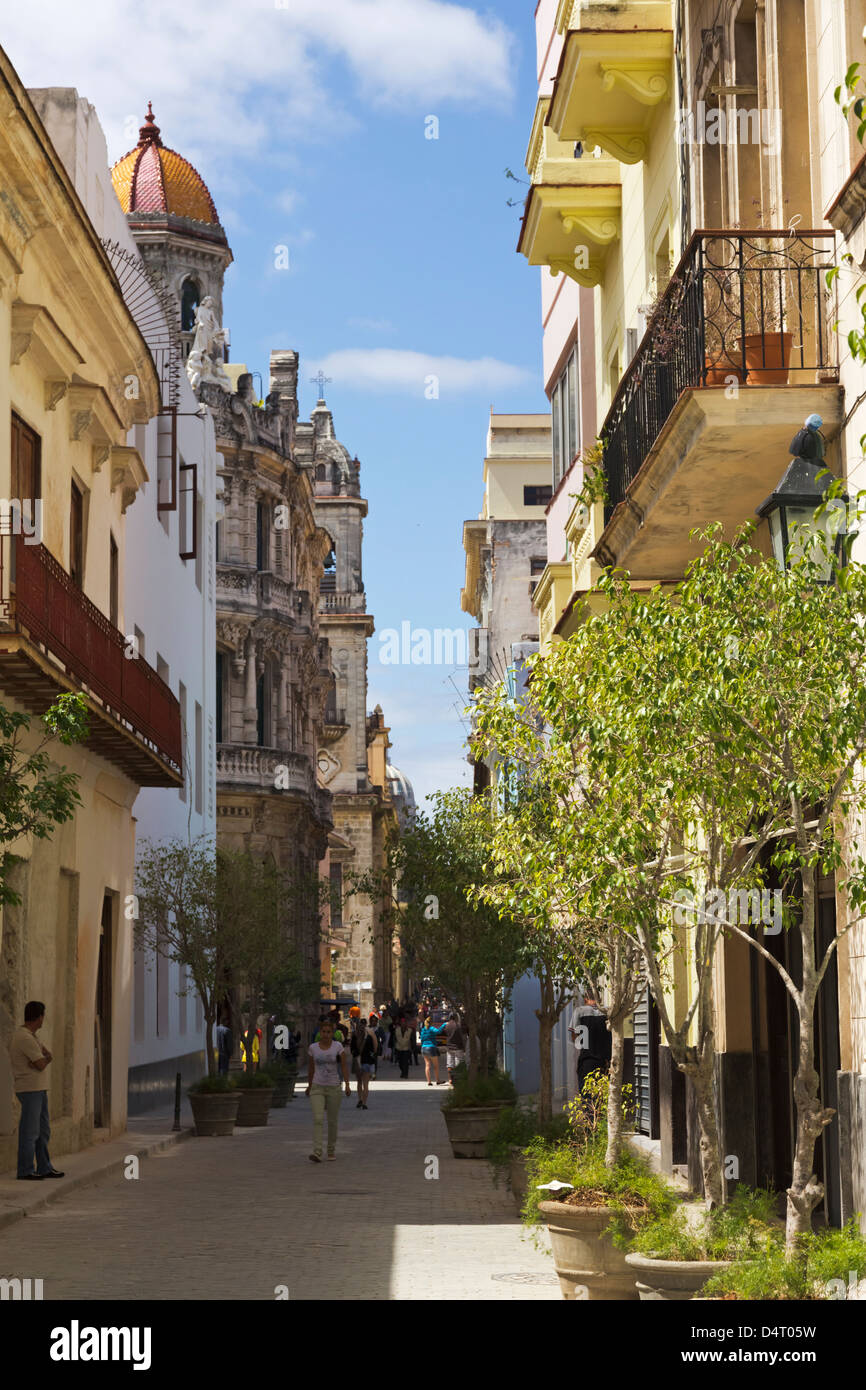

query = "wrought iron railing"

[
  {"left": 601, "top": 230, "right": 838, "bottom": 522},
  {"left": 9, "top": 536, "right": 181, "bottom": 771}
]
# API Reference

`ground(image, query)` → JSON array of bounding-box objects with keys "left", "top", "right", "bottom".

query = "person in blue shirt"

[{"left": 419, "top": 1020, "right": 447, "bottom": 1086}]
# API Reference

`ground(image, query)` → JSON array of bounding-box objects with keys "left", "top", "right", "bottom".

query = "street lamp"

[{"left": 755, "top": 415, "right": 849, "bottom": 582}]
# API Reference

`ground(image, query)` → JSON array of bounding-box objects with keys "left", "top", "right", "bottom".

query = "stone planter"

[
  {"left": 539, "top": 1201, "right": 639, "bottom": 1301},
  {"left": 509, "top": 1147, "right": 529, "bottom": 1211},
  {"left": 625, "top": 1251, "right": 730, "bottom": 1301},
  {"left": 234, "top": 1086, "right": 274, "bottom": 1127},
  {"left": 442, "top": 1101, "right": 515, "bottom": 1159},
  {"left": 286, "top": 1070, "right": 298, "bottom": 1101},
  {"left": 189, "top": 1090, "right": 241, "bottom": 1137}
]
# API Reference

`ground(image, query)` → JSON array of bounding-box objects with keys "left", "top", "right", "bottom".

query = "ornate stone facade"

[
  {"left": 311, "top": 402, "right": 401, "bottom": 1013},
  {"left": 207, "top": 357, "right": 335, "bottom": 1011}
]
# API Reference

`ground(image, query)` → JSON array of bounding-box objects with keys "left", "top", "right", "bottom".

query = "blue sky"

[{"left": 5, "top": 0, "right": 549, "bottom": 807}]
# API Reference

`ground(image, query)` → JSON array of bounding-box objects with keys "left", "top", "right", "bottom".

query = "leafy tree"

[{"left": 0, "top": 693, "right": 89, "bottom": 906}]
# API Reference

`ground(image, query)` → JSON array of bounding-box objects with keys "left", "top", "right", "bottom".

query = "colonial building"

[
  {"left": 16, "top": 94, "right": 222, "bottom": 1114},
  {"left": 207, "top": 355, "right": 334, "bottom": 1026},
  {"left": 0, "top": 53, "right": 181, "bottom": 1165},
  {"left": 309, "top": 394, "right": 402, "bottom": 1015},
  {"left": 518, "top": 0, "right": 866, "bottom": 1223}
]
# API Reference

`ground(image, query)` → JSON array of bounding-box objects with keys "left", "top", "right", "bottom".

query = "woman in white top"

[{"left": 305, "top": 1018, "right": 351, "bottom": 1162}]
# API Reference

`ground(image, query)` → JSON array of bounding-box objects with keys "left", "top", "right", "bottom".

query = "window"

[
  {"left": 216, "top": 652, "right": 225, "bottom": 743},
  {"left": 256, "top": 500, "right": 270, "bottom": 572},
  {"left": 181, "top": 278, "right": 201, "bottom": 334},
  {"left": 524, "top": 485, "right": 553, "bottom": 508},
  {"left": 550, "top": 343, "right": 580, "bottom": 489},
  {"left": 109, "top": 535, "right": 119, "bottom": 628},
  {"left": 530, "top": 557, "right": 546, "bottom": 575},
  {"left": 70, "top": 481, "right": 84, "bottom": 587},
  {"left": 330, "top": 862, "right": 343, "bottom": 930},
  {"left": 178, "top": 680, "right": 187, "bottom": 804},
  {"left": 11, "top": 413, "right": 41, "bottom": 515},
  {"left": 195, "top": 700, "right": 203, "bottom": 815}
]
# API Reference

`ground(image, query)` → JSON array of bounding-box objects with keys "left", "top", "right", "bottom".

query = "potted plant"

[
  {"left": 231, "top": 1069, "right": 274, "bottom": 1127},
  {"left": 485, "top": 1101, "right": 571, "bottom": 1210},
  {"left": 522, "top": 1077, "right": 675, "bottom": 1301},
  {"left": 188, "top": 1074, "right": 241, "bottom": 1136},
  {"left": 441, "top": 1065, "right": 517, "bottom": 1159},
  {"left": 261, "top": 1060, "right": 293, "bottom": 1109},
  {"left": 624, "top": 1187, "right": 781, "bottom": 1300},
  {"left": 701, "top": 1219, "right": 866, "bottom": 1301}
]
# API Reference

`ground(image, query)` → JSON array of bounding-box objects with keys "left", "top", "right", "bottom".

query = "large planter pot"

[
  {"left": 703, "top": 354, "right": 745, "bottom": 386},
  {"left": 509, "top": 1147, "right": 529, "bottom": 1211},
  {"left": 539, "top": 1201, "right": 639, "bottom": 1302},
  {"left": 234, "top": 1086, "right": 274, "bottom": 1127},
  {"left": 442, "top": 1101, "right": 515, "bottom": 1159},
  {"left": 625, "top": 1251, "right": 730, "bottom": 1300},
  {"left": 269, "top": 1076, "right": 291, "bottom": 1109},
  {"left": 739, "top": 330, "right": 793, "bottom": 384},
  {"left": 189, "top": 1090, "right": 241, "bottom": 1137}
]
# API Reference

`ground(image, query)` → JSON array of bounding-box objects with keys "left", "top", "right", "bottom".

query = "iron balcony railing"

[
  {"left": 601, "top": 229, "right": 838, "bottom": 523},
  {"left": 4, "top": 534, "right": 181, "bottom": 771}
]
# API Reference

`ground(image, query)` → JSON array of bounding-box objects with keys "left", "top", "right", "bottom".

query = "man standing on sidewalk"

[{"left": 9, "top": 1001, "right": 64, "bottom": 1182}]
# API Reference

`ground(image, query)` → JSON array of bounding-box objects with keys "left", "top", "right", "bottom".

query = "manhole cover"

[{"left": 490, "top": 1272, "right": 560, "bottom": 1285}]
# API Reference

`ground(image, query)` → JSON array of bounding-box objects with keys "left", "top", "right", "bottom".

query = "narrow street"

[{"left": 0, "top": 1073, "right": 559, "bottom": 1301}]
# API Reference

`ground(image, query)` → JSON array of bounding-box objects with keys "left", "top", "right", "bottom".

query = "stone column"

[{"left": 276, "top": 653, "right": 289, "bottom": 747}]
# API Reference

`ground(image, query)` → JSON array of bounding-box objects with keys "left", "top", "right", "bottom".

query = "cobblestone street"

[{"left": 0, "top": 1071, "right": 559, "bottom": 1301}]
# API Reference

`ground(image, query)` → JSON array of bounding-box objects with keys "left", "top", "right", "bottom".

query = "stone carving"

[{"left": 186, "top": 297, "right": 232, "bottom": 393}]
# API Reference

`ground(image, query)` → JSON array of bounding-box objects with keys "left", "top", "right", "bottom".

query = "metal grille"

[
  {"left": 632, "top": 985, "right": 652, "bottom": 1137},
  {"left": 101, "top": 238, "right": 182, "bottom": 411}
]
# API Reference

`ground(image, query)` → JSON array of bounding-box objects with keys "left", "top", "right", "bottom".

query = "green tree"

[{"left": 0, "top": 693, "right": 89, "bottom": 906}]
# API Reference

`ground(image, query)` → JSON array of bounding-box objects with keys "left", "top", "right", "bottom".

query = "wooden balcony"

[{"left": 0, "top": 535, "right": 181, "bottom": 786}]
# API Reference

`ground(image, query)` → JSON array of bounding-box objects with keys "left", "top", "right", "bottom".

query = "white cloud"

[
  {"left": 309, "top": 348, "right": 533, "bottom": 394},
  {"left": 4, "top": 0, "right": 513, "bottom": 168}
]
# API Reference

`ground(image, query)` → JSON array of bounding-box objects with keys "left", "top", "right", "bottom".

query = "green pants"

[{"left": 310, "top": 1084, "right": 342, "bottom": 1157}]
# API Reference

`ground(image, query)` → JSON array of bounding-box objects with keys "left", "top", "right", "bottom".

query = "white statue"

[{"left": 186, "top": 296, "right": 232, "bottom": 393}]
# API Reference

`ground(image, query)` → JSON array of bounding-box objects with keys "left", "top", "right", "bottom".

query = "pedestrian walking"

[
  {"left": 352, "top": 1019, "right": 377, "bottom": 1109},
  {"left": 9, "top": 1001, "right": 64, "bottom": 1181},
  {"left": 443, "top": 1012, "right": 466, "bottom": 1085},
  {"left": 215, "top": 1016, "right": 233, "bottom": 1075},
  {"left": 394, "top": 1018, "right": 413, "bottom": 1078},
  {"left": 569, "top": 991, "right": 611, "bottom": 1098},
  {"left": 305, "top": 1018, "right": 351, "bottom": 1162},
  {"left": 419, "top": 1019, "right": 447, "bottom": 1086},
  {"left": 410, "top": 1020, "right": 421, "bottom": 1067}
]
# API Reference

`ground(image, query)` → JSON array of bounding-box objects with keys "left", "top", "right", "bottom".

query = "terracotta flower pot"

[
  {"left": 703, "top": 355, "right": 745, "bottom": 386},
  {"left": 739, "top": 330, "right": 793, "bottom": 384},
  {"left": 189, "top": 1090, "right": 240, "bottom": 1137},
  {"left": 539, "top": 1200, "right": 639, "bottom": 1301},
  {"left": 625, "top": 1251, "right": 731, "bottom": 1300},
  {"left": 234, "top": 1086, "right": 274, "bottom": 1127},
  {"left": 441, "top": 1101, "right": 515, "bottom": 1159}
]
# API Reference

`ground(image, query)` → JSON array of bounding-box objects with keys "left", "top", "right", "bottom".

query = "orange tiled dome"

[{"left": 111, "top": 104, "right": 219, "bottom": 225}]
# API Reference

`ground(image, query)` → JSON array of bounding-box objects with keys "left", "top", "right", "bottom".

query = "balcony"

[
  {"left": 0, "top": 535, "right": 181, "bottom": 785},
  {"left": 217, "top": 742, "right": 333, "bottom": 825},
  {"left": 518, "top": 97, "right": 621, "bottom": 287},
  {"left": 320, "top": 591, "right": 366, "bottom": 614},
  {"left": 549, "top": 1, "right": 673, "bottom": 164},
  {"left": 595, "top": 230, "right": 842, "bottom": 581}
]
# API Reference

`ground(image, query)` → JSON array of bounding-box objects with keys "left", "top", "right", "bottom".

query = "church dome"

[
  {"left": 112, "top": 104, "right": 221, "bottom": 226},
  {"left": 386, "top": 764, "right": 417, "bottom": 828}
]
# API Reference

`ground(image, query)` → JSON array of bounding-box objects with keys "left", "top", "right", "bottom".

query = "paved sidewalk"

[
  {"left": 0, "top": 1107, "right": 191, "bottom": 1231},
  {"left": 0, "top": 1071, "right": 558, "bottom": 1300}
]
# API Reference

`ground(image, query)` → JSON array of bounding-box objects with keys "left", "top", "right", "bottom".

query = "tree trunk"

[
  {"left": 605, "top": 1014, "right": 625, "bottom": 1168},
  {"left": 692, "top": 1040, "right": 724, "bottom": 1210},
  {"left": 537, "top": 1011, "right": 554, "bottom": 1124},
  {"left": 785, "top": 872, "right": 835, "bottom": 1251}
]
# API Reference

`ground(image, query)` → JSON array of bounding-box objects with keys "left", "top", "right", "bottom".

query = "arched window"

[
  {"left": 181, "top": 278, "right": 201, "bottom": 333},
  {"left": 315, "top": 464, "right": 327, "bottom": 482}
]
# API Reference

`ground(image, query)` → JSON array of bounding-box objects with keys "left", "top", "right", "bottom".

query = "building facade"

[
  {"left": 518, "top": 0, "right": 866, "bottom": 1220},
  {"left": 0, "top": 54, "right": 181, "bottom": 1165},
  {"left": 310, "top": 396, "right": 401, "bottom": 1016}
]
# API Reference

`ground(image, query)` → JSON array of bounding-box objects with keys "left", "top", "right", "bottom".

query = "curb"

[{"left": 0, "top": 1125, "right": 194, "bottom": 1232}]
